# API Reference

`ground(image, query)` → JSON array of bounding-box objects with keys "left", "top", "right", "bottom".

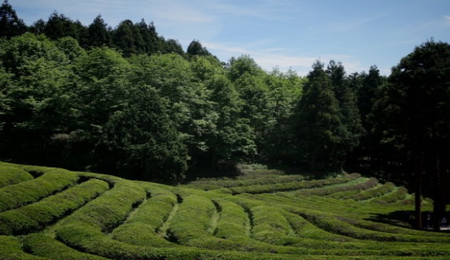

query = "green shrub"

[
  {"left": 0, "top": 235, "right": 47, "bottom": 260},
  {"left": 371, "top": 187, "right": 408, "bottom": 204},
  {"left": 251, "top": 206, "right": 291, "bottom": 244},
  {"left": 56, "top": 179, "right": 147, "bottom": 232},
  {"left": 23, "top": 234, "right": 109, "bottom": 260},
  {"left": 111, "top": 186, "right": 178, "bottom": 247},
  {"left": 296, "top": 177, "right": 378, "bottom": 196},
  {"left": 228, "top": 173, "right": 360, "bottom": 194},
  {"left": 0, "top": 166, "right": 34, "bottom": 188},
  {"left": 214, "top": 199, "right": 249, "bottom": 238},
  {"left": 185, "top": 174, "right": 307, "bottom": 191},
  {"left": 0, "top": 179, "right": 109, "bottom": 235},
  {"left": 347, "top": 182, "right": 395, "bottom": 201},
  {"left": 167, "top": 194, "right": 216, "bottom": 244},
  {"left": 0, "top": 169, "right": 79, "bottom": 212}
]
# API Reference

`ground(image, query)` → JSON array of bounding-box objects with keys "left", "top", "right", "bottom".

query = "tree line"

[{"left": 1, "top": 0, "right": 449, "bottom": 230}]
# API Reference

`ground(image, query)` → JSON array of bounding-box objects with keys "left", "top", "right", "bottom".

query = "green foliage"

[
  {"left": 0, "top": 166, "right": 33, "bottom": 188},
  {"left": 0, "top": 0, "right": 27, "bottom": 39},
  {"left": 167, "top": 194, "right": 216, "bottom": 244},
  {"left": 187, "top": 40, "right": 212, "bottom": 57},
  {"left": 111, "top": 186, "right": 178, "bottom": 247},
  {"left": 23, "top": 234, "right": 109, "bottom": 260},
  {"left": 0, "top": 179, "right": 108, "bottom": 235},
  {"left": 94, "top": 86, "right": 188, "bottom": 182},
  {"left": 0, "top": 162, "right": 449, "bottom": 259},
  {"left": 294, "top": 61, "right": 341, "bottom": 170},
  {"left": 0, "top": 168, "right": 78, "bottom": 212},
  {"left": 227, "top": 173, "right": 360, "bottom": 195},
  {"left": 214, "top": 199, "right": 249, "bottom": 238},
  {"left": 0, "top": 235, "right": 47, "bottom": 260}
]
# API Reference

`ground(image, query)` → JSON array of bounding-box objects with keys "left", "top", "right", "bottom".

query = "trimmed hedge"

[
  {"left": 346, "top": 182, "right": 395, "bottom": 201},
  {"left": 0, "top": 235, "right": 47, "bottom": 260},
  {"left": 167, "top": 194, "right": 216, "bottom": 245},
  {"left": 213, "top": 199, "right": 249, "bottom": 239},
  {"left": 0, "top": 179, "right": 109, "bottom": 235},
  {"left": 56, "top": 179, "right": 147, "bottom": 233},
  {"left": 23, "top": 234, "right": 109, "bottom": 260},
  {"left": 371, "top": 187, "right": 408, "bottom": 204},
  {"left": 111, "top": 186, "right": 178, "bottom": 247},
  {"left": 0, "top": 169, "right": 79, "bottom": 212},
  {"left": 296, "top": 177, "right": 378, "bottom": 196},
  {"left": 185, "top": 174, "right": 307, "bottom": 191},
  {"left": 225, "top": 173, "right": 361, "bottom": 195},
  {"left": 0, "top": 166, "right": 34, "bottom": 188}
]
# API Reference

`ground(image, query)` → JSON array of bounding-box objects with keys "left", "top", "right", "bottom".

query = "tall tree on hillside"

[
  {"left": 113, "top": 19, "right": 138, "bottom": 57},
  {"left": 0, "top": 0, "right": 27, "bottom": 38},
  {"left": 136, "top": 20, "right": 161, "bottom": 55},
  {"left": 87, "top": 15, "right": 112, "bottom": 48},
  {"left": 44, "top": 12, "right": 87, "bottom": 44},
  {"left": 163, "top": 38, "right": 184, "bottom": 55},
  {"left": 0, "top": 33, "right": 72, "bottom": 164},
  {"left": 206, "top": 74, "right": 256, "bottom": 166},
  {"left": 263, "top": 68, "right": 304, "bottom": 163},
  {"left": 326, "top": 61, "right": 363, "bottom": 171},
  {"left": 294, "top": 61, "right": 341, "bottom": 171},
  {"left": 377, "top": 40, "right": 450, "bottom": 230},
  {"left": 95, "top": 87, "right": 188, "bottom": 182},
  {"left": 187, "top": 40, "right": 211, "bottom": 56}
]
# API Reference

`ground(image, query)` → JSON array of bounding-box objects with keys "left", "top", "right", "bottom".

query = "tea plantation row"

[{"left": 0, "top": 162, "right": 449, "bottom": 259}]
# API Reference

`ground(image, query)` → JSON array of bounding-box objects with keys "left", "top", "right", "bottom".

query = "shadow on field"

[{"left": 368, "top": 210, "right": 450, "bottom": 233}]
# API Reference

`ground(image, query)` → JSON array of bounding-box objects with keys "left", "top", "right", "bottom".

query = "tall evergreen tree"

[
  {"left": 326, "top": 61, "right": 363, "bottom": 171},
  {"left": 294, "top": 61, "right": 341, "bottom": 171},
  {"left": 44, "top": 12, "right": 87, "bottom": 44},
  {"left": 136, "top": 20, "right": 161, "bottom": 55},
  {"left": 0, "top": 0, "right": 27, "bottom": 39},
  {"left": 378, "top": 40, "right": 450, "bottom": 230},
  {"left": 87, "top": 15, "right": 111, "bottom": 48},
  {"left": 113, "top": 19, "right": 137, "bottom": 57},
  {"left": 187, "top": 40, "right": 211, "bottom": 56}
]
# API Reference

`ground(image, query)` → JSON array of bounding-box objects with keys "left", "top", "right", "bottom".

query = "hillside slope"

[{"left": 0, "top": 162, "right": 449, "bottom": 260}]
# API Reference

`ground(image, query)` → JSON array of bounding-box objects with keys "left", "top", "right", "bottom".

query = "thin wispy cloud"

[
  {"left": 12, "top": 0, "right": 450, "bottom": 76},
  {"left": 204, "top": 42, "right": 364, "bottom": 76},
  {"left": 445, "top": 16, "right": 450, "bottom": 25}
]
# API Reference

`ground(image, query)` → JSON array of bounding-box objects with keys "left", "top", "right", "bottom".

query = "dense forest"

[{"left": 0, "top": 0, "right": 449, "bottom": 230}]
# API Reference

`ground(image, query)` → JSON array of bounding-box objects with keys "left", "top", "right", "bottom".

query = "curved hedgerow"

[
  {"left": 0, "top": 169, "right": 79, "bottom": 212},
  {"left": 296, "top": 177, "right": 378, "bottom": 196},
  {"left": 0, "top": 235, "right": 47, "bottom": 260},
  {"left": 213, "top": 199, "right": 249, "bottom": 239},
  {"left": 185, "top": 174, "right": 307, "bottom": 191},
  {"left": 1, "top": 162, "right": 450, "bottom": 259},
  {"left": 111, "top": 186, "right": 178, "bottom": 247},
  {"left": 226, "top": 173, "right": 361, "bottom": 194},
  {"left": 346, "top": 182, "right": 395, "bottom": 201},
  {"left": 22, "top": 234, "right": 109, "bottom": 260},
  {"left": 0, "top": 179, "right": 109, "bottom": 235},
  {"left": 0, "top": 166, "right": 34, "bottom": 188},
  {"left": 167, "top": 194, "right": 216, "bottom": 245},
  {"left": 370, "top": 187, "right": 408, "bottom": 204},
  {"left": 56, "top": 179, "right": 147, "bottom": 233}
]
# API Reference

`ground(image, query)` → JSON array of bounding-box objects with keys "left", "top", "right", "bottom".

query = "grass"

[{"left": 0, "top": 162, "right": 449, "bottom": 260}]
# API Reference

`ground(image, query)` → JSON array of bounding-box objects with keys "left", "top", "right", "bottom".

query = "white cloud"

[
  {"left": 445, "top": 16, "right": 450, "bottom": 26},
  {"left": 204, "top": 42, "right": 365, "bottom": 76}
]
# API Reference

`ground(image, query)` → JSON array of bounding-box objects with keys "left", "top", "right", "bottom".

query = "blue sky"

[{"left": 11, "top": 0, "right": 450, "bottom": 76}]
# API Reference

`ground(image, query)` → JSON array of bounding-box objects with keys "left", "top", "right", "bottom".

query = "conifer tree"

[
  {"left": 327, "top": 61, "right": 363, "bottom": 171},
  {"left": 0, "top": 0, "right": 27, "bottom": 38},
  {"left": 294, "top": 61, "right": 341, "bottom": 171},
  {"left": 87, "top": 15, "right": 112, "bottom": 48}
]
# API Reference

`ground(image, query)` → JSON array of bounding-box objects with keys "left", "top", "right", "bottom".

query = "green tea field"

[{"left": 1, "top": 162, "right": 449, "bottom": 260}]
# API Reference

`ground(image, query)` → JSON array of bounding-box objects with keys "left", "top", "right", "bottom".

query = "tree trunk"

[{"left": 414, "top": 153, "right": 423, "bottom": 229}]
